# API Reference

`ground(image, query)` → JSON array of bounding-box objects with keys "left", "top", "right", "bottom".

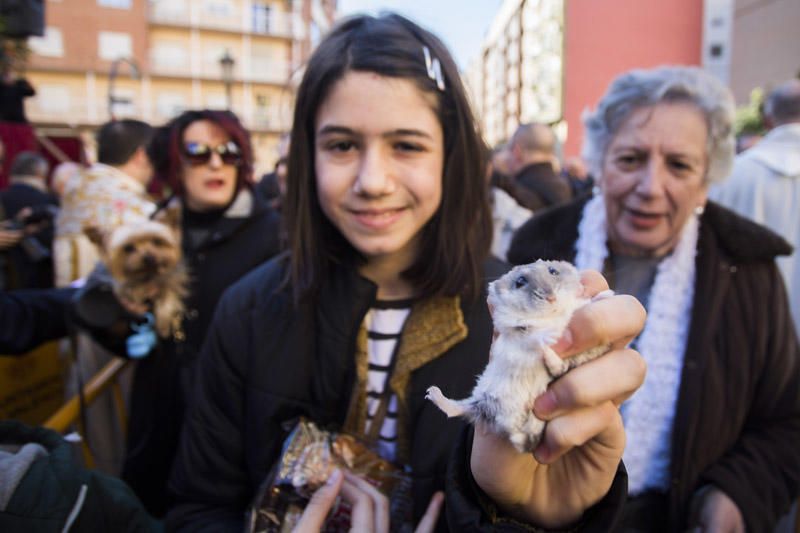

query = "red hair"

[{"left": 162, "top": 109, "right": 254, "bottom": 196}]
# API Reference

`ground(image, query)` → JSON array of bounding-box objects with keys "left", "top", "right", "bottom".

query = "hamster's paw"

[
  {"left": 426, "top": 386, "right": 466, "bottom": 418},
  {"left": 509, "top": 427, "right": 544, "bottom": 454},
  {"left": 543, "top": 346, "right": 569, "bottom": 378},
  {"left": 425, "top": 386, "right": 443, "bottom": 402},
  {"left": 592, "top": 289, "right": 615, "bottom": 301},
  {"left": 508, "top": 431, "right": 530, "bottom": 454},
  {"left": 521, "top": 416, "right": 545, "bottom": 451}
]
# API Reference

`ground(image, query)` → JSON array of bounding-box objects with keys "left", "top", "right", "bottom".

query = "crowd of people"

[{"left": 1, "top": 11, "right": 799, "bottom": 533}]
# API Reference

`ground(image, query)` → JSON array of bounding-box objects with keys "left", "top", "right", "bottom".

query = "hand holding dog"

[{"left": 470, "top": 270, "right": 646, "bottom": 528}]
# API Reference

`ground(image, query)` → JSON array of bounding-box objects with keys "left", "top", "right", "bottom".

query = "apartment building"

[
  {"left": 467, "top": 0, "right": 565, "bottom": 148},
  {"left": 25, "top": 0, "right": 336, "bottom": 173},
  {"left": 470, "top": 0, "right": 800, "bottom": 157}
]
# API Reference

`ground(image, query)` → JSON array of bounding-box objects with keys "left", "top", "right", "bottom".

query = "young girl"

[{"left": 167, "top": 14, "right": 645, "bottom": 531}]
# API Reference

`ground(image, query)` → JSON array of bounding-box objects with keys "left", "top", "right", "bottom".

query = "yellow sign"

[{"left": 0, "top": 341, "right": 66, "bottom": 424}]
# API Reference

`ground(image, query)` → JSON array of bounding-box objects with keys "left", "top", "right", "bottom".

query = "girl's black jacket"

[{"left": 166, "top": 255, "right": 627, "bottom": 532}]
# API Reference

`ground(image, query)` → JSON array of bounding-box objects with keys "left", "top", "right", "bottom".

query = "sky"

[{"left": 336, "top": 0, "right": 505, "bottom": 70}]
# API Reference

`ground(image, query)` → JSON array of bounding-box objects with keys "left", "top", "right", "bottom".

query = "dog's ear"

[
  {"left": 84, "top": 224, "right": 107, "bottom": 250},
  {"left": 154, "top": 204, "right": 181, "bottom": 232}
]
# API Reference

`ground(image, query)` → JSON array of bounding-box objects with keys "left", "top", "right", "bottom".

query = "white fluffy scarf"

[{"left": 574, "top": 194, "right": 699, "bottom": 495}]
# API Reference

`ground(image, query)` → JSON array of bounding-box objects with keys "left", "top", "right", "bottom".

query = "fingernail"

[
  {"left": 534, "top": 390, "right": 557, "bottom": 416},
  {"left": 551, "top": 329, "right": 572, "bottom": 353},
  {"left": 326, "top": 468, "right": 342, "bottom": 485}
]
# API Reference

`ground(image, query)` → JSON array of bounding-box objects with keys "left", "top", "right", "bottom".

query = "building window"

[
  {"left": 29, "top": 27, "right": 63, "bottom": 57},
  {"left": 37, "top": 85, "right": 71, "bottom": 114},
  {"left": 205, "top": 0, "right": 233, "bottom": 18},
  {"left": 98, "top": 31, "right": 132, "bottom": 60},
  {"left": 252, "top": 3, "right": 272, "bottom": 33},
  {"left": 98, "top": 0, "right": 131, "bottom": 8},
  {"left": 151, "top": 0, "right": 188, "bottom": 19},
  {"left": 152, "top": 43, "right": 188, "bottom": 69}
]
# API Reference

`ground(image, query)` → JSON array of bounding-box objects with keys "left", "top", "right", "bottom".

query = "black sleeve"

[
  {"left": 445, "top": 427, "right": 627, "bottom": 532},
  {"left": 166, "top": 295, "right": 251, "bottom": 532},
  {"left": 16, "top": 78, "right": 35, "bottom": 97},
  {"left": 68, "top": 264, "right": 149, "bottom": 357},
  {"left": 0, "top": 287, "right": 75, "bottom": 354}
]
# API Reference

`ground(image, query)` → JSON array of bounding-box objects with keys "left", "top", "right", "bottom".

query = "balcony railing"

[
  {"left": 149, "top": 1, "right": 297, "bottom": 38},
  {"left": 250, "top": 108, "right": 291, "bottom": 131},
  {"left": 144, "top": 58, "right": 289, "bottom": 84},
  {"left": 149, "top": 58, "right": 195, "bottom": 78},
  {"left": 28, "top": 93, "right": 290, "bottom": 133},
  {"left": 247, "top": 58, "right": 291, "bottom": 84}
]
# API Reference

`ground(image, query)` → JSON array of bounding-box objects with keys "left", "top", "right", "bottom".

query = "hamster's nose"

[{"left": 546, "top": 294, "right": 556, "bottom": 303}]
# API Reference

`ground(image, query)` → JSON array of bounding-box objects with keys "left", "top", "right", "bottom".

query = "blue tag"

[{"left": 126, "top": 313, "right": 157, "bottom": 359}]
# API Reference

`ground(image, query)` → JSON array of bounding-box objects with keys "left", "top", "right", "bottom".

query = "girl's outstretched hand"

[{"left": 471, "top": 270, "right": 647, "bottom": 529}]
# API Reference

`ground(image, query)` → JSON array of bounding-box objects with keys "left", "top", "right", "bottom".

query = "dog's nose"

[{"left": 143, "top": 255, "right": 157, "bottom": 268}]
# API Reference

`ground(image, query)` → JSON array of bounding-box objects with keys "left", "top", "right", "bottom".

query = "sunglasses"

[{"left": 182, "top": 141, "right": 242, "bottom": 166}]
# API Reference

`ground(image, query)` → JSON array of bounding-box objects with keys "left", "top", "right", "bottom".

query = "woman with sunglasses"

[{"left": 121, "top": 109, "right": 282, "bottom": 518}]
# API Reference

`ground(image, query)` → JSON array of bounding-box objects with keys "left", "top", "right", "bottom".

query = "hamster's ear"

[{"left": 84, "top": 224, "right": 106, "bottom": 250}]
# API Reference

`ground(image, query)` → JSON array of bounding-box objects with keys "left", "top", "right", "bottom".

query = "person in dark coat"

[
  {"left": 0, "top": 151, "right": 58, "bottom": 289},
  {"left": 0, "top": 420, "right": 162, "bottom": 533},
  {"left": 119, "top": 109, "right": 282, "bottom": 518},
  {"left": 507, "top": 122, "right": 572, "bottom": 212},
  {"left": 167, "top": 14, "right": 647, "bottom": 532},
  {"left": 0, "top": 73, "right": 35, "bottom": 124},
  {"left": 508, "top": 66, "right": 800, "bottom": 533},
  {"left": 254, "top": 132, "right": 289, "bottom": 212}
]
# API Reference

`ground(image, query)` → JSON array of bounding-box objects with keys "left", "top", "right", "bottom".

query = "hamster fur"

[{"left": 426, "top": 260, "right": 613, "bottom": 453}]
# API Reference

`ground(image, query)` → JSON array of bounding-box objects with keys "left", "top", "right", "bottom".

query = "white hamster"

[{"left": 426, "top": 260, "right": 613, "bottom": 453}]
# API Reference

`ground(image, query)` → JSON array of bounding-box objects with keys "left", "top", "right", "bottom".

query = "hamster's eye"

[
  {"left": 123, "top": 244, "right": 136, "bottom": 254},
  {"left": 514, "top": 275, "right": 528, "bottom": 289},
  {"left": 548, "top": 266, "right": 559, "bottom": 276}
]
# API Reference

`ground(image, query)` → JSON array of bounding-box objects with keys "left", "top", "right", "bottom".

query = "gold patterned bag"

[{"left": 247, "top": 418, "right": 413, "bottom": 533}]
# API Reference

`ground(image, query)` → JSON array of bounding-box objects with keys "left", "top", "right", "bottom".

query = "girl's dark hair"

[
  {"left": 286, "top": 13, "right": 491, "bottom": 303},
  {"left": 158, "top": 109, "right": 254, "bottom": 196}
]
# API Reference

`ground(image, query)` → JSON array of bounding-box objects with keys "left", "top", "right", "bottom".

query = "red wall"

[{"left": 562, "top": 0, "right": 704, "bottom": 158}]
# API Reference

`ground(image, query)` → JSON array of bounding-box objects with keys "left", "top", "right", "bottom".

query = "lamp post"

[
  {"left": 219, "top": 49, "right": 235, "bottom": 110},
  {"left": 108, "top": 57, "right": 140, "bottom": 120}
]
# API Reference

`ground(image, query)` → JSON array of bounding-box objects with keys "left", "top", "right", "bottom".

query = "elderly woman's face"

[{"left": 601, "top": 102, "right": 709, "bottom": 257}]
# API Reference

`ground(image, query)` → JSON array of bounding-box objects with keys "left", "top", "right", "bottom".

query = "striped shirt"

[{"left": 363, "top": 299, "right": 413, "bottom": 462}]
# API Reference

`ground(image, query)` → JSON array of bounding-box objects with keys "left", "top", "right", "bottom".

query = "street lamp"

[
  {"left": 108, "top": 57, "right": 140, "bottom": 120},
  {"left": 219, "top": 49, "right": 235, "bottom": 110}
]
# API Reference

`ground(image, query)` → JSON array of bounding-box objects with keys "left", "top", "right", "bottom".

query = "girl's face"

[
  {"left": 315, "top": 71, "right": 444, "bottom": 275},
  {"left": 181, "top": 119, "right": 239, "bottom": 212}
]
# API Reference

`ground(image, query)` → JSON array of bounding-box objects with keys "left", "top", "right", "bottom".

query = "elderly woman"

[{"left": 508, "top": 66, "right": 800, "bottom": 532}]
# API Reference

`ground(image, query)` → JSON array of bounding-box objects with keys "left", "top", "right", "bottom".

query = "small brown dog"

[{"left": 85, "top": 213, "right": 188, "bottom": 339}]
